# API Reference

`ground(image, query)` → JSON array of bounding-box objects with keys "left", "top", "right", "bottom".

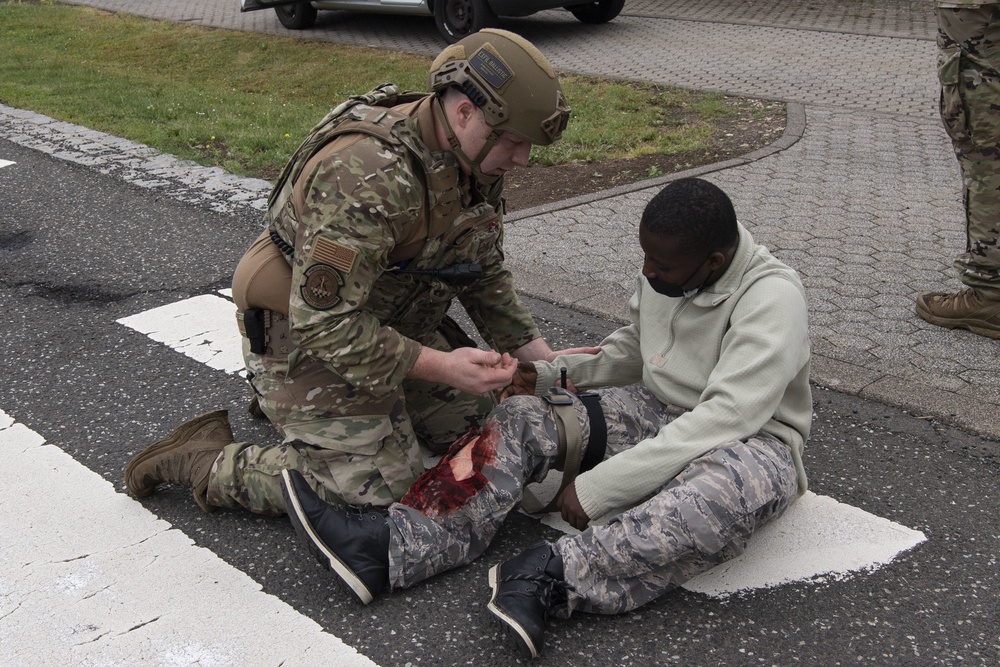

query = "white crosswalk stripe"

[{"left": 0, "top": 409, "right": 380, "bottom": 666}]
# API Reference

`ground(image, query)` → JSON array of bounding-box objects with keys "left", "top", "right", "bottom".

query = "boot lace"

[
  {"left": 498, "top": 572, "right": 574, "bottom": 609},
  {"left": 346, "top": 502, "right": 388, "bottom": 518}
]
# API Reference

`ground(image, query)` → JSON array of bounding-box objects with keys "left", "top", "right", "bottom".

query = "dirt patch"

[{"left": 503, "top": 98, "right": 787, "bottom": 212}]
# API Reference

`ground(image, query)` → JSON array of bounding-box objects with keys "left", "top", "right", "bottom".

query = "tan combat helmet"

[
  {"left": 429, "top": 29, "right": 570, "bottom": 147},
  {"left": 428, "top": 29, "right": 570, "bottom": 185}
]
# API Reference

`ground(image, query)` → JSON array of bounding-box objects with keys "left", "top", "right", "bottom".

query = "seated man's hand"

[
  {"left": 498, "top": 361, "right": 537, "bottom": 401},
  {"left": 556, "top": 481, "right": 591, "bottom": 530}
]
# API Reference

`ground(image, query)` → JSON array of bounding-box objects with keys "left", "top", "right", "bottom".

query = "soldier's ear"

[{"left": 452, "top": 96, "right": 479, "bottom": 130}]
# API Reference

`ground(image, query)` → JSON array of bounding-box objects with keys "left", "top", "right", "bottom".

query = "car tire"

[
  {"left": 566, "top": 0, "right": 625, "bottom": 24},
  {"left": 275, "top": 3, "right": 318, "bottom": 30},
  {"left": 433, "top": 0, "right": 499, "bottom": 44}
]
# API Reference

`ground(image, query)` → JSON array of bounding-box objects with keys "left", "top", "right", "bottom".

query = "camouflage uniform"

[
  {"left": 385, "top": 386, "right": 799, "bottom": 615},
  {"left": 936, "top": 1, "right": 1000, "bottom": 296},
  {"left": 210, "top": 86, "right": 540, "bottom": 515}
]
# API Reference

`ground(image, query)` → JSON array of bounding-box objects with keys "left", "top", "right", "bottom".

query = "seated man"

[{"left": 278, "top": 178, "right": 813, "bottom": 658}]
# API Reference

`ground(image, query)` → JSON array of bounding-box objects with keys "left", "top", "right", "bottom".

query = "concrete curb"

[{"left": 508, "top": 102, "right": 807, "bottom": 224}]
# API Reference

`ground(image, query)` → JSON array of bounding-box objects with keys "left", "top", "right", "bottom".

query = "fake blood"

[{"left": 401, "top": 424, "right": 498, "bottom": 518}]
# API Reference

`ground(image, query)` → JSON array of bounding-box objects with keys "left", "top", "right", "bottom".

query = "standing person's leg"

[
  {"left": 918, "top": 5, "right": 1000, "bottom": 336},
  {"left": 951, "top": 5, "right": 1000, "bottom": 304}
]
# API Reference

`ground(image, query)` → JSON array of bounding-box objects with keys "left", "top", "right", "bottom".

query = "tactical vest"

[
  {"left": 269, "top": 83, "right": 482, "bottom": 264},
  {"left": 233, "top": 84, "right": 506, "bottom": 348}
]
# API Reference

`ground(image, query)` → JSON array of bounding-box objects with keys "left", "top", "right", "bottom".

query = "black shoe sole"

[
  {"left": 487, "top": 564, "right": 540, "bottom": 659},
  {"left": 279, "top": 469, "right": 375, "bottom": 605}
]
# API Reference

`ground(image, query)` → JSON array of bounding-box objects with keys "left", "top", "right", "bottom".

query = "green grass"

[{"left": 0, "top": 1, "right": 769, "bottom": 179}]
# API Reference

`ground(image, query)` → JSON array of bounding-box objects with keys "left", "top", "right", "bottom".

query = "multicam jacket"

[{"left": 264, "top": 85, "right": 540, "bottom": 399}]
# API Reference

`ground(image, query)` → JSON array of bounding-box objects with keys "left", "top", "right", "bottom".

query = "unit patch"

[
  {"left": 301, "top": 264, "right": 344, "bottom": 310},
  {"left": 313, "top": 236, "right": 358, "bottom": 274}
]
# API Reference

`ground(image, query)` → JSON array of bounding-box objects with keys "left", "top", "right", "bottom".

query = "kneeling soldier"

[{"left": 124, "top": 31, "right": 588, "bottom": 516}]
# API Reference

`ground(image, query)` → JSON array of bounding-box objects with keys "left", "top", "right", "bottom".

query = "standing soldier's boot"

[
  {"left": 915, "top": 287, "right": 1000, "bottom": 339},
  {"left": 488, "top": 543, "right": 572, "bottom": 659},
  {"left": 124, "top": 410, "right": 233, "bottom": 513}
]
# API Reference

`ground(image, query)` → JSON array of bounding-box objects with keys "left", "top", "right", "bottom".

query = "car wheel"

[
  {"left": 275, "top": 3, "right": 318, "bottom": 30},
  {"left": 433, "top": 0, "right": 499, "bottom": 44},
  {"left": 566, "top": 0, "right": 625, "bottom": 24}
]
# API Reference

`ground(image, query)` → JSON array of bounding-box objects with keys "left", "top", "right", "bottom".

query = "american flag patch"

[{"left": 313, "top": 237, "right": 358, "bottom": 274}]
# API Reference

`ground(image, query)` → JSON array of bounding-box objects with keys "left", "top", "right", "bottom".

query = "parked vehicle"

[{"left": 240, "top": 0, "right": 626, "bottom": 44}]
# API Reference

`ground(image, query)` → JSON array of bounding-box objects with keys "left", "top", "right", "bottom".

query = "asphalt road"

[{"left": 1, "top": 121, "right": 998, "bottom": 666}]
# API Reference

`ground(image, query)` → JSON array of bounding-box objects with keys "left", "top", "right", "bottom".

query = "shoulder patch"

[
  {"left": 301, "top": 264, "right": 344, "bottom": 310},
  {"left": 313, "top": 237, "right": 358, "bottom": 274}
]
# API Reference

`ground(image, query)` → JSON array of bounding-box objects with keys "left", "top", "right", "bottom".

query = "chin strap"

[{"left": 433, "top": 97, "right": 502, "bottom": 187}]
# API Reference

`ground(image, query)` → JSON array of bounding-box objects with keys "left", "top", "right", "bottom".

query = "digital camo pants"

[
  {"left": 937, "top": 4, "right": 1000, "bottom": 295},
  {"left": 385, "top": 385, "right": 800, "bottom": 616}
]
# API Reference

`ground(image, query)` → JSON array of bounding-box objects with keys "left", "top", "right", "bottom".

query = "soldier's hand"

[
  {"left": 410, "top": 346, "right": 516, "bottom": 395},
  {"left": 498, "top": 361, "right": 538, "bottom": 401},
  {"left": 556, "top": 482, "right": 591, "bottom": 531},
  {"left": 447, "top": 347, "right": 518, "bottom": 395}
]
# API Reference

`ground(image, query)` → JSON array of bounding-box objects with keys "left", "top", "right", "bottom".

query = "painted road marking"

[
  {"left": 535, "top": 487, "right": 925, "bottom": 597},
  {"left": 117, "top": 291, "right": 244, "bottom": 375},
  {"left": 0, "top": 409, "right": 380, "bottom": 667},
  {"left": 118, "top": 296, "right": 927, "bottom": 597},
  {"left": 0, "top": 159, "right": 15, "bottom": 169}
]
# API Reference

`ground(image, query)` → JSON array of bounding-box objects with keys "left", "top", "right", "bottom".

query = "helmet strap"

[{"left": 434, "top": 97, "right": 503, "bottom": 187}]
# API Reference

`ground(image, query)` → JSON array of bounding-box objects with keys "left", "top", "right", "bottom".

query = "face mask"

[{"left": 646, "top": 261, "right": 708, "bottom": 298}]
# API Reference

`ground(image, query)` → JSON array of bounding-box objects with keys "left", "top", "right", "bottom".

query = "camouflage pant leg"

[
  {"left": 385, "top": 394, "right": 574, "bottom": 589},
  {"left": 402, "top": 376, "right": 494, "bottom": 454},
  {"left": 207, "top": 344, "right": 425, "bottom": 514},
  {"left": 592, "top": 384, "right": 688, "bottom": 457},
  {"left": 383, "top": 384, "right": 685, "bottom": 589},
  {"left": 554, "top": 435, "right": 799, "bottom": 616},
  {"left": 207, "top": 415, "right": 422, "bottom": 515},
  {"left": 938, "top": 6, "right": 1000, "bottom": 294},
  {"left": 400, "top": 327, "right": 495, "bottom": 454}
]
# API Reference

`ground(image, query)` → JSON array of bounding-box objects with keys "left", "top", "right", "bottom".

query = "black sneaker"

[
  {"left": 279, "top": 468, "right": 390, "bottom": 604},
  {"left": 487, "top": 543, "right": 571, "bottom": 659}
]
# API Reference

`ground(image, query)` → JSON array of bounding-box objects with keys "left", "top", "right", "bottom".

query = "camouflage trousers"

[
  {"left": 207, "top": 331, "right": 493, "bottom": 515},
  {"left": 385, "top": 385, "right": 799, "bottom": 615},
  {"left": 937, "top": 4, "right": 1000, "bottom": 296}
]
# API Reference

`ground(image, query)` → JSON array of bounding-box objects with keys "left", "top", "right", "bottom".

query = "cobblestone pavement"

[{"left": 6, "top": 0, "right": 997, "bottom": 439}]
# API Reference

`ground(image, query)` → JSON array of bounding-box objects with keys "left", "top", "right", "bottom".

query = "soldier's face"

[
  {"left": 477, "top": 132, "right": 532, "bottom": 177},
  {"left": 458, "top": 112, "right": 532, "bottom": 177}
]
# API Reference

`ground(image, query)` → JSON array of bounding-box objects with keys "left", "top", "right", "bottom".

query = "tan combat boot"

[
  {"left": 915, "top": 287, "right": 1000, "bottom": 339},
  {"left": 124, "top": 410, "right": 233, "bottom": 513}
]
